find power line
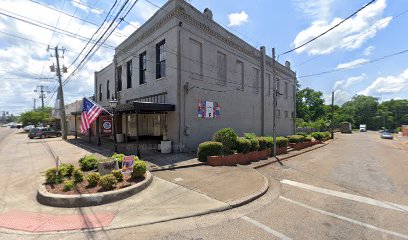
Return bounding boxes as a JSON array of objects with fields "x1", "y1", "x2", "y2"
[
  {"x1": 298, "y1": 48, "x2": 408, "y2": 79},
  {"x1": 279, "y1": 0, "x2": 376, "y2": 56}
]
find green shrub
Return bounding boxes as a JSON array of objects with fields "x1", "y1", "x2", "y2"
[
  {"x1": 288, "y1": 135, "x2": 305, "y2": 143},
  {"x1": 257, "y1": 137, "x2": 269, "y2": 151},
  {"x1": 197, "y1": 141, "x2": 223, "y2": 162},
  {"x1": 311, "y1": 132, "x2": 330, "y2": 141},
  {"x1": 73, "y1": 168, "x2": 84, "y2": 183},
  {"x1": 112, "y1": 169, "x2": 123, "y2": 182},
  {"x1": 45, "y1": 167, "x2": 62, "y2": 184},
  {"x1": 213, "y1": 128, "x2": 238, "y2": 154},
  {"x1": 322, "y1": 132, "x2": 330, "y2": 140},
  {"x1": 235, "y1": 137, "x2": 251, "y2": 153},
  {"x1": 78, "y1": 155, "x2": 99, "y2": 171},
  {"x1": 243, "y1": 133, "x2": 257, "y2": 139},
  {"x1": 99, "y1": 174, "x2": 117, "y2": 191},
  {"x1": 131, "y1": 161, "x2": 147, "y2": 179},
  {"x1": 249, "y1": 138, "x2": 260, "y2": 151},
  {"x1": 63, "y1": 180, "x2": 74, "y2": 192},
  {"x1": 111, "y1": 153, "x2": 125, "y2": 168},
  {"x1": 305, "y1": 135, "x2": 312, "y2": 142},
  {"x1": 264, "y1": 137, "x2": 274, "y2": 149},
  {"x1": 87, "y1": 172, "x2": 100, "y2": 187},
  {"x1": 296, "y1": 132, "x2": 308, "y2": 137},
  {"x1": 276, "y1": 137, "x2": 288, "y2": 148},
  {"x1": 58, "y1": 163, "x2": 74, "y2": 177}
]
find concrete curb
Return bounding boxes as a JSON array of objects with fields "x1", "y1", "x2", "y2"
[
  {"x1": 150, "y1": 162, "x2": 206, "y2": 172},
  {"x1": 37, "y1": 171, "x2": 153, "y2": 208},
  {"x1": 254, "y1": 139, "x2": 336, "y2": 169},
  {"x1": 227, "y1": 174, "x2": 269, "y2": 208}
]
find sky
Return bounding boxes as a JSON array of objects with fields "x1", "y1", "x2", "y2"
[{"x1": 0, "y1": 0, "x2": 407, "y2": 115}]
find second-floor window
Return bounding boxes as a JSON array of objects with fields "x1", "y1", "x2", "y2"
[
  {"x1": 117, "y1": 66, "x2": 122, "y2": 92},
  {"x1": 236, "y1": 60, "x2": 244, "y2": 90},
  {"x1": 139, "y1": 52, "x2": 147, "y2": 84},
  {"x1": 127, "y1": 60, "x2": 132, "y2": 89},
  {"x1": 285, "y1": 81, "x2": 288, "y2": 99},
  {"x1": 156, "y1": 40, "x2": 165, "y2": 79},
  {"x1": 99, "y1": 84, "x2": 102, "y2": 101},
  {"x1": 106, "y1": 80, "x2": 110, "y2": 99},
  {"x1": 217, "y1": 51, "x2": 227, "y2": 85},
  {"x1": 252, "y1": 67, "x2": 259, "y2": 93}
]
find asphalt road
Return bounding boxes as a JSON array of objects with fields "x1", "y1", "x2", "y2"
[{"x1": 1, "y1": 130, "x2": 407, "y2": 240}]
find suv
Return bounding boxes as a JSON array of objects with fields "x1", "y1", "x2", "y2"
[{"x1": 28, "y1": 127, "x2": 62, "y2": 139}]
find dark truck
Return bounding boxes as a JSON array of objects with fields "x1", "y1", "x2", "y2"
[{"x1": 28, "y1": 127, "x2": 62, "y2": 139}]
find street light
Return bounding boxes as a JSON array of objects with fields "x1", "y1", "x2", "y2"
[{"x1": 109, "y1": 96, "x2": 118, "y2": 153}]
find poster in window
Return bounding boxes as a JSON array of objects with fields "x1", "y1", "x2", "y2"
[{"x1": 198, "y1": 100, "x2": 220, "y2": 119}]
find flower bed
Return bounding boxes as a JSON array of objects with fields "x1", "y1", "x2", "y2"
[{"x1": 207, "y1": 149, "x2": 269, "y2": 166}]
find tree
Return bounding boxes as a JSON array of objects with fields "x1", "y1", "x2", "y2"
[
  {"x1": 342, "y1": 95, "x2": 380, "y2": 130},
  {"x1": 296, "y1": 88, "x2": 326, "y2": 122},
  {"x1": 19, "y1": 107, "x2": 53, "y2": 126}
]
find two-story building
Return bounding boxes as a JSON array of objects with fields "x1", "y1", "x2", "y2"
[{"x1": 94, "y1": 0, "x2": 296, "y2": 153}]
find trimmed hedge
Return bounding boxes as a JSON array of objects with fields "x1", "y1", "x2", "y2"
[
  {"x1": 296, "y1": 132, "x2": 308, "y2": 137},
  {"x1": 131, "y1": 161, "x2": 147, "y2": 179},
  {"x1": 45, "y1": 167, "x2": 62, "y2": 184},
  {"x1": 112, "y1": 169, "x2": 123, "y2": 182},
  {"x1": 243, "y1": 133, "x2": 257, "y2": 139},
  {"x1": 99, "y1": 174, "x2": 117, "y2": 191},
  {"x1": 111, "y1": 153, "x2": 125, "y2": 168},
  {"x1": 73, "y1": 168, "x2": 84, "y2": 183},
  {"x1": 197, "y1": 141, "x2": 223, "y2": 162},
  {"x1": 78, "y1": 155, "x2": 99, "y2": 171},
  {"x1": 305, "y1": 135, "x2": 312, "y2": 142},
  {"x1": 63, "y1": 180, "x2": 74, "y2": 192},
  {"x1": 311, "y1": 132, "x2": 330, "y2": 141},
  {"x1": 59, "y1": 163, "x2": 74, "y2": 177},
  {"x1": 87, "y1": 172, "x2": 100, "y2": 187},
  {"x1": 288, "y1": 135, "x2": 305, "y2": 143},
  {"x1": 249, "y1": 138, "x2": 260, "y2": 151},
  {"x1": 213, "y1": 128, "x2": 238, "y2": 154},
  {"x1": 236, "y1": 137, "x2": 251, "y2": 153},
  {"x1": 257, "y1": 137, "x2": 269, "y2": 151},
  {"x1": 276, "y1": 137, "x2": 288, "y2": 148}
]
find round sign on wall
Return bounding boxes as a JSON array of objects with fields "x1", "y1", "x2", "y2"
[{"x1": 103, "y1": 121, "x2": 112, "y2": 130}]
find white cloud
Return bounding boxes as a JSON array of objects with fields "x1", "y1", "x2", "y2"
[
  {"x1": 336, "y1": 58, "x2": 369, "y2": 69},
  {"x1": 133, "y1": 0, "x2": 159, "y2": 21},
  {"x1": 359, "y1": 68, "x2": 408, "y2": 96},
  {"x1": 292, "y1": 0, "x2": 334, "y2": 21},
  {"x1": 333, "y1": 73, "x2": 366, "y2": 90},
  {"x1": 324, "y1": 90, "x2": 352, "y2": 106},
  {"x1": 363, "y1": 45, "x2": 375, "y2": 56},
  {"x1": 228, "y1": 11, "x2": 249, "y2": 27},
  {"x1": 293, "y1": 0, "x2": 391, "y2": 55}
]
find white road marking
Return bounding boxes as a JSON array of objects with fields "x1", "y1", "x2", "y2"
[
  {"x1": 281, "y1": 179, "x2": 408, "y2": 212},
  {"x1": 241, "y1": 216, "x2": 292, "y2": 240},
  {"x1": 280, "y1": 196, "x2": 408, "y2": 239}
]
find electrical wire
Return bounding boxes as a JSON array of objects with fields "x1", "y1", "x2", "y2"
[{"x1": 279, "y1": 0, "x2": 376, "y2": 56}]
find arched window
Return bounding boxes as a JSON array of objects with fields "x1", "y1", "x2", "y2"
[
  {"x1": 106, "y1": 80, "x2": 110, "y2": 99},
  {"x1": 99, "y1": 84, "x2": 102, "y2": 101}
]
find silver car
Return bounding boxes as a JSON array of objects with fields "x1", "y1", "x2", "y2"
[{"x1": 381, "y1": 131, "x2": 393, "y2": 139}]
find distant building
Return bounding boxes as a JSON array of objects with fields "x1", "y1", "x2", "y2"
[{"x1": 94, "y1": 0, "x2": 296, "y2": 153}]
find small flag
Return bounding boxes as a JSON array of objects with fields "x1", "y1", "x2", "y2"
[{"x1": 81, "y1": 98, "x2": 103, "y2": 134}]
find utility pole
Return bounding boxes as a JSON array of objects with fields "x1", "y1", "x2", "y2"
[
  {"x1": 33, "y1": 98, "x2": 36, "y2": 111},
  {"x1": 272, "y1": 48, "x2": 278, "y2": 160},
  {"x1": 331, "y1": 91, "x2": 334, "y2": 139},
  {"x1": 34, "y1": 85, "x2": 50, "y2": 110},
  {"x1": 48, "y1": 45, "x2": 68, "y2": 140}
]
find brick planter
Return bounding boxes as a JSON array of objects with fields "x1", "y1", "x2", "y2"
[
  {"x1": 207, "y1": 149, "x2": 270, "y2": 166},
  {"x1": 292, "y1": 142, "x2": 309, "y2": 150},
  {"x1": 276, "y1": 147, "x2": 288, "y2": 155}
]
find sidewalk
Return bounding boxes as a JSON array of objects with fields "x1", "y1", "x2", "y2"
[{"x1": 0, "y1": 131, "x2": 267, "y2": 234}]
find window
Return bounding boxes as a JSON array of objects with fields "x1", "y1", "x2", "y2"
[
  {"x1": 266, "y1": 73, "x2": 271, "y2": 95},
  {"x1": 106, "y1": 80, "x2": 110, "y2": 99},
  {"x1": 285, "y1": 81, "x2": 288, "y2": 99},
  {"x1": 99, "y1": 84, "x2": 102, "y2": 101},
  {"x1": 277, "y1": 79, "x2": 280, "y2": 98},
  {"x1": 293, "y1": 85, "x2": 296, "y2": 99},
  {"x1": 117, "y1": 66, "x2": 122, "y2": 91},
  {"x1": 252, "y1": 67, "x2": 259, "y2": 93},
  {"x1": 127, "y1": 60, "x2": 132, "y2": 89},
  {"x1": 285, "y1": 111, "x2": 288, "y2": 118},
  {"x1": 236, "y1": 60, "x2": 244, "y2": 89},
  {"x1": 276, "y1": 109, "x2": 281, "y2": 117},
  {"x1": 189, "y1": 39, "x2": 202, "y2": 80},
  {"x1": 291, "y1": 112, "x2": 295, "y2": 118},
  {"x1": 217, "y1": 51, "x2": 227, "y2": 85},
  {"x1": 139, "y1": 52, "x2": 147, "y2": 84},
  {"x1": 156, "y1": 40, "x2": 165, "y2": 79}
]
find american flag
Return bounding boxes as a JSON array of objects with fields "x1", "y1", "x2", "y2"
[{"x1": 81, "y1": 98, "x2": 103, "y2": 134}]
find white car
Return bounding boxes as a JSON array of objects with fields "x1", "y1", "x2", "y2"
[{"x1": 23, "y1": 125, "x2": 35, "y2": 132}]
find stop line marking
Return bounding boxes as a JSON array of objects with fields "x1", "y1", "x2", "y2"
[{"x1": 281, "y1": 179, "x2": 408, "y2": 212}]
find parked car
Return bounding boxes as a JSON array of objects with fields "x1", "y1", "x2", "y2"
[
  {"x1": 28, "y1": 128, "x2": 62, "y2": 139},
  {"x1": 23, "y1": 125, "x2": 35, "y2": 132},
  {"x1": 381, "y1": 131, "x2": 393, "y2": 140}
]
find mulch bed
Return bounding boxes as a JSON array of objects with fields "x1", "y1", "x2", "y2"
[{"x1": 45, "y1": 173, "x2": 145, "y2": 195}]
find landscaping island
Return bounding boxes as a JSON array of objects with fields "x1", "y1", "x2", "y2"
[{"x1": 37, "y1": 154, "x2": 153, "y2": 207}]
